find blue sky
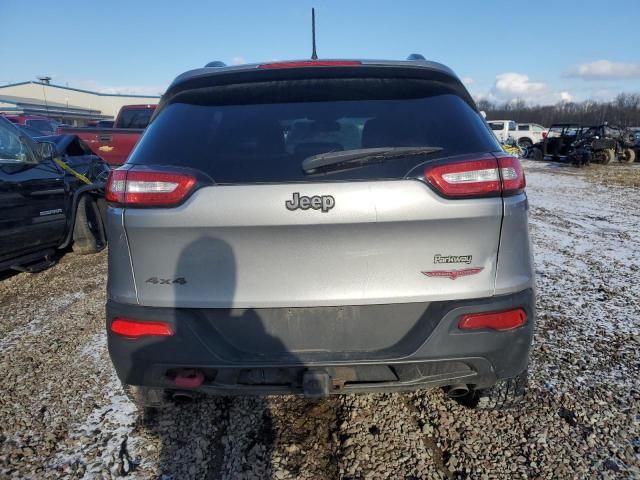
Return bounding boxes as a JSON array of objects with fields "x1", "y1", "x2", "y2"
[{"x1": 1, "y1": 0, "x2": 639, "y2": 104}]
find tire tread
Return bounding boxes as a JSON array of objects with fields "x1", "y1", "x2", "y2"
[{"x1": 474, "y1": 369, "x2": 528, "y2": 411}]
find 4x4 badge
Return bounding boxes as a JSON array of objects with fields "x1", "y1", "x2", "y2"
[
  {"x1": 286, "y1": 192, "x2": 335, "y2": 213},
  {"x1": 422, "y1": 267, "x2": 484, "y2": 280}
]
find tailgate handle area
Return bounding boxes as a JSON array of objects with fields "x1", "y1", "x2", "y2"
[{"x1": 98, "y1": 135, "x2": 112, "y2": 142}]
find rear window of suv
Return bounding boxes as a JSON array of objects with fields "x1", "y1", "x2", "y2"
[
  {"x1": 129, "y1": 77, "x2": 500, "y2": 183},
  {"x1": 116, "y1": 108, "x2": 154, "y2": 129},
  {"x1": 25, "y1": 119, "x2": 55, "y2": 133}
]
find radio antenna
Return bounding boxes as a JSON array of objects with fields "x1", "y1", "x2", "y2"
[{"x1": 311, "y1": 8, "x2": 318, "y2": 60}]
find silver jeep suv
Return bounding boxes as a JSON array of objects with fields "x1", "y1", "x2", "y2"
[{"x1": 105, "y1": 58, "x2": 534, "y2": 411}]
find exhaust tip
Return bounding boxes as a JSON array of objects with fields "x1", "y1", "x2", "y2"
[
  {"x1": 172, "y1": 391, "x2": 195, "y2": 403},
  {"x1": 446, "y1": 384, "x2": 470, "y2": 398}
]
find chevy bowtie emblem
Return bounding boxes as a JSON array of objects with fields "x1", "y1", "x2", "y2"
[
  {"x1": 98, "y1": 145, "x2": 114, "y2": 152},
  {"x1": 422, "y1": 267, "x2": 484, "y2": 280}
]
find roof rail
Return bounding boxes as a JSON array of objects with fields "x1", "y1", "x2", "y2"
[
  {"x1": 406, "y1": 53, "x2": 426, "y2": 61},
  {"x1": 205, "y1": 61, "x2": 227, "y2": 68}
]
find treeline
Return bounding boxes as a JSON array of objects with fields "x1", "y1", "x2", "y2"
[{"x1": 477, "y1": 93, "x2": 640, "y2": 127}]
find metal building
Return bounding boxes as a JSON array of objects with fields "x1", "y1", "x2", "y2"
[{"x1": 0, "y1": 81, "x2": 160, "y2": 126}]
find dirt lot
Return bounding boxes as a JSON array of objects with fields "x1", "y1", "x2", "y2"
[{"x1": 1, "y1": 161, "x2": 639, "y2": 479}]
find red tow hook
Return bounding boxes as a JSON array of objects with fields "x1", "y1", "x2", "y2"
[{"x1": 174, "y1": 369, "x2": 205, "y2": 388}]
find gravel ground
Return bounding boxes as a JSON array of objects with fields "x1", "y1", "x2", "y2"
[{"x1": 0, "y1": 161, "x2": 639, "y2": 479}]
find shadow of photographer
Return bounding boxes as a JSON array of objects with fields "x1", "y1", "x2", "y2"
[{"x1": 132, "y1": 236, "x2": 338, "y2": 479}]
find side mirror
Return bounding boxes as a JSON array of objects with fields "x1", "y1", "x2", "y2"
[{"x1": 38, "y1": 141, "x2": 58, "y2": 160}]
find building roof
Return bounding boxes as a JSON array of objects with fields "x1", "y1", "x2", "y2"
[
  {"x1": 0, "y1": 81, "x2": 161, "y2": 99},
  {"x1": 0, "y1": 94, "x2": 94, "y2": 112},
  {"x1": 0, "y1": 95, "x2": 110, "y2": 119}
]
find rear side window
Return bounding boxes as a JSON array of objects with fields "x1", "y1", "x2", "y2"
[
  {"x1": 26, "y1": 119, "x2": 54, "y2": 132},
  {"x1": 518, "y1": 124, "x2": 530, "y2": 131},
  {"x1": 116, "y1": 108, "x2": 154, "y2": 129},
  {"x1": 489, "y1": 122, "x2": 503, "y2": 131},
  {"x1": 129, "y1": 78, "x2": 500, "y2": 183}
]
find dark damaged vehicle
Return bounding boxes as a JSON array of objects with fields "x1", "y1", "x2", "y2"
[{"x1": 0, "y1": 118, "x2": 109, "y2": 272}]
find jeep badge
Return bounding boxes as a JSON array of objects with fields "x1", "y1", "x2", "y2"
[{"x1": 285, "y1": 192, "x2": 335, "y2": 213}]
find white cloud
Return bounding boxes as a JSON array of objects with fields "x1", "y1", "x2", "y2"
[
  {"x1": 493, "y1": 73, "x2": 546, "y2": 97},
  {"x1": 231, "y1": 56, "x2": 245, "y2": 65},
  {"x1": 461, "y1": 76, "x2": 474, "y2": 86},
  {"x1": 566, "y1": 60, "x2": 640, "y2": 80},
  {"x1": 560, "y1": 91, "x2": 573, "y2": 102},
  {"x1": 476, "y1": 72, "x2": 573, "y2": 105}
]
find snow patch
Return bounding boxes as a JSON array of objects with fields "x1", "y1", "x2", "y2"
[{"x1": 0, "y1": 291, "x2": 85, "y2": 354}]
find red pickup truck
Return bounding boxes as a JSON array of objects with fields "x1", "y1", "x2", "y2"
[{"x1": 58, "y1": 104, "x2": 156, "y2": 166}]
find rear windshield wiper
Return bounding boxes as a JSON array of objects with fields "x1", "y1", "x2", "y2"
[{"x1": 302, "y1": 146, "x2": 443, "y2": 174}]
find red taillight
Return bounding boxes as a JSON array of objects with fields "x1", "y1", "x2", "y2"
[
  {"x1": 458, "y1": 308, "x2": 527, "y2": 331},
  {"x1": 423, "y1": 155, "x2": 525, "y2": 198},
  {"x1": 258, "y1": 60, "x2": 362, "y2": 69},
  {"x1": 542, "y1": 132, "x2": 548, "y2": 139},
  {"x1": 106, "y1": 169, "x2": 197, "y2": 207},
  {"x1": 111, "y1": 318, "x2": 174, "y2": 338},
  {"x1": 424, "y1": 157, "x2": 501, "y2": 197},
  {"x1": 497, "y1": 155, "x2": 526, "y2": 195}
]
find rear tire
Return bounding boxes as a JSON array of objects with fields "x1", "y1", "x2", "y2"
[
  {"x1": 73, "y1": 195, "x2": 106, "y2": 254},
  {"x1": 454, "y1": 369, "x2": 528, "y2": 411},
  {"x1": 530, "y1": 148, "x2": 543, "y2": 161},
  {"x1": 595, "y1": 148, "x2": 615, "y2": 165},
  {"x1": 123, "y1": 384, "x2": 171, "y2": 409},
  {"x1": 621, "y1": 148, "x2": 636, "y2": 164}
]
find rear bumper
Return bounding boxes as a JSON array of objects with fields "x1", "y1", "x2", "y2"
[{"x1": 106, "y1": 289, "x2": 534, "y2": 395}]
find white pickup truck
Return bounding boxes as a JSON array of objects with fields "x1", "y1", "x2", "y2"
[
  {"x1": 488, "y1": 120, "x2": 547, "y2": 147},
  {"x1": 512, "y1": 123, "x2": 548, "y2": 147},
  {"x1": 487, "y1": 120, "x2": 517, "y2": 143}
]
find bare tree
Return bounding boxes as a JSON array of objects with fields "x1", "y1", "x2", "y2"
[{"x1": 480, "y1": 94, "x2": 640, "y2": 127}]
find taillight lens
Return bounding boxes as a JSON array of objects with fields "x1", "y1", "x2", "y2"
[
  {"x1": 458, "y1": 308, "x2": 527, "y2": 331},
  {"x1": 258, "y1": 60, "x2": 362, "y2": 69},
  {"x1": 111, "y1": 317, "x2": 174, "y2": 338},
  {"x1": 106, "y1": 169, "x2": 197, "y2": 207},
  {"x1": 424, "y1": 158, "x2": 501, "y2": 197},
  {"x1": 423, "y1": 156, "x2": 525, "y2": 198},
  {"x1": 497, "y1": 156, "x2": 526, "y2": 195}
]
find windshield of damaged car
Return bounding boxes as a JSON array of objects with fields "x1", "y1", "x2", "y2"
[{"x1": 0, "y1": 120, "x2": 37, "y2": 163}]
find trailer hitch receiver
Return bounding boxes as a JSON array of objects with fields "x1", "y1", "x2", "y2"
[{"x1": 302, "y1": 370, "x2": 330, "y2": 398}]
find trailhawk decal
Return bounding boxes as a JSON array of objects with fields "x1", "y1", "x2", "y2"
[
  {"x1": 422, "y1": 267, "x2": 484, "y2": 280},
  {"x1": 433, "y1": 254, "x2": 473, "y2": 265}
]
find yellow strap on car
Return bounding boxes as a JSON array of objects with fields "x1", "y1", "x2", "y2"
[{"x1": 53, "y1": 158, "x2": 93, "y2": 185}]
